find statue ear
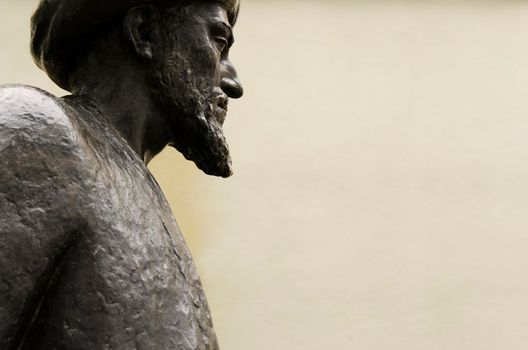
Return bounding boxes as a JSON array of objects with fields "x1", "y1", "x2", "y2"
[{"x1": 123, "y1": 5, "x2": 159, "y2": 60}]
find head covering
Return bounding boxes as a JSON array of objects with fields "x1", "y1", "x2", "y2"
[{"x1": 30, "y1": 0, "x2": 240, "y2": 91}]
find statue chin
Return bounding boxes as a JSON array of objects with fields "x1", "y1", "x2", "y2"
[{"x1": 172, "y1": 122, "x2": 233, "y2": 178}]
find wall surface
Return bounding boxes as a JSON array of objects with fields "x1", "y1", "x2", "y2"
[{"x1": 2, "y1": 1, "x2": 528, "y2": 349}]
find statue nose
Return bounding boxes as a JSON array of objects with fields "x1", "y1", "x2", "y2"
[{"x1": 221, "y1": 76, "x2": 244, "y2": 99}]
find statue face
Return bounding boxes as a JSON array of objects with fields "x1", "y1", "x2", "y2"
[{"x1": 149, "y1": 2, "x2": 243, "y2": 177}]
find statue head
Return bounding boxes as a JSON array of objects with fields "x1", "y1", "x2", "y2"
[{"x1": 31, "y1": 0, "x2": 244, "y2": 177}]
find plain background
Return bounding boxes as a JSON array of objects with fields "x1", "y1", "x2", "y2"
[{"x1": 2, "y1": 1, "x2": 528, "y2": 349}]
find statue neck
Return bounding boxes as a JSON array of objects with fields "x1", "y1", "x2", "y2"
[{"x1": 75, "y1": 71, "x2": 173, "y2": 164}]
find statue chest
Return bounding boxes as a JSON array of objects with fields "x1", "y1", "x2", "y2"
[{"x1": 28, "y1": 159, "x2": 218, "y2": 349}]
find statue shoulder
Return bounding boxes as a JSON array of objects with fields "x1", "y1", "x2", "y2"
[
  {"x1": 0, "y1": 84, "x2": 93, "y2": 172},
  {"x1": 0, "y1": 84, "x2": 92, "y2": 208},
  {"x1": 0, "y1": 84, "x2": 78, "y2": 141},
  {"x1": 0, "y1": 86, "x2": 93, "y2": 346}
]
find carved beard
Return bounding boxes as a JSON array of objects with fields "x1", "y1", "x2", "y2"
[{"x1": 148, "y1": 60, "x2": 233, "y2": 178}]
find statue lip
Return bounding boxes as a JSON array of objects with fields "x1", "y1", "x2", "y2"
[
  {"x1": 214, "y1": 94, "x2": 229, "y2": 124},
  {"x1": 216, "y1": 94, "x2": 228, "y2": 111}
]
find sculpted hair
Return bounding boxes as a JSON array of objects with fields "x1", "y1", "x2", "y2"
[
  {"x1": 65, "y1": 3, "x2": 176, "y2": 94},
  {"x1": 67, "y1": 22, "x2": 127, "y2": 94}
]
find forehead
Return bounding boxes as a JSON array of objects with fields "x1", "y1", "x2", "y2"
[
  {"x1": 192, "y1": 3, "x2": 230, "y2": 25},
  {"x1": 161, "y1": 2, "x2": 235, "y2": 39},
  {"x1": 167, "y1": 0, "x2": 240, "y2": 26},
  {"x1": 164, "y1": 1, "x2": 239, "y2": 26},
  {"x1": 214, "y1": 0, "x2": 240, "y2": 25}
]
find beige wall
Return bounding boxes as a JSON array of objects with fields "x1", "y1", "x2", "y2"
[{"x1": 3, "y1": 1, "x2": 528, "y2": 349}]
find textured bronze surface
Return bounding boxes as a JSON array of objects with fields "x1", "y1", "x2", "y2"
[{"x1": 0, "y1": 1, "x2": 243, "y2": 349}]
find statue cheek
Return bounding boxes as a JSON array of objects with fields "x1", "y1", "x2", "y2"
[{"x1": 185, "y1": 47, "x2": 221, "y2": 82}]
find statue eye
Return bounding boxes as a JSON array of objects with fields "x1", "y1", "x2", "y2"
[{"x1": 214, "y1": 36, "x2": 229, "y2": 51}]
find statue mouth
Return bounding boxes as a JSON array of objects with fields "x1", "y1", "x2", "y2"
[
  {"x1": 216, "y1": 94, "x2": 228, "y2": 110},
  {"x1": 214, "y1": 94, "x2": 229, "y2": 124},
  {"x1": 215, "y1": 107, "x2": 227, "y2": 125}
]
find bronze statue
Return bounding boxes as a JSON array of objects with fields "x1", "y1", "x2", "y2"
[{"x1": 0, "y1": 0, "x2": 243, "y2": 348}]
